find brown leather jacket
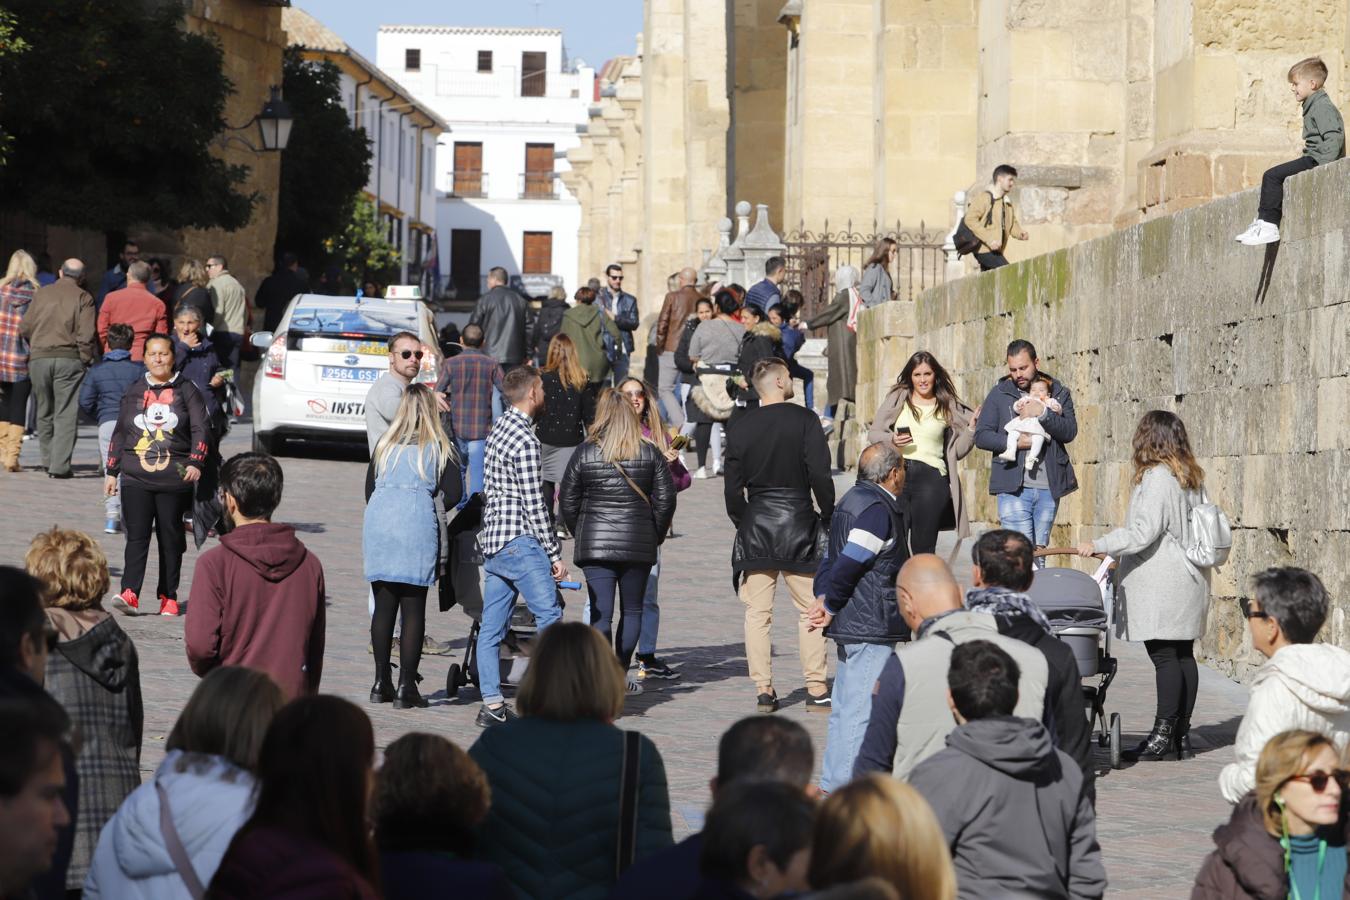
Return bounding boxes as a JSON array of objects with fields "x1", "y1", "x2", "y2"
[{"x1": 655, "y1": 286, "x2": 702, "y2": 352}]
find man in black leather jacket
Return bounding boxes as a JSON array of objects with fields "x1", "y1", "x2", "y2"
[
  {"x1": 724, "y1": 358, "x2": 834, "y2": 715},
  {"x1": 468, "y1": 266, "x2": 529, "y2": 371}
]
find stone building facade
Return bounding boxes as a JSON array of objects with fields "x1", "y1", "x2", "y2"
[{"x1": 565, "y1": 0, "x2": 1350, "y2": 307}]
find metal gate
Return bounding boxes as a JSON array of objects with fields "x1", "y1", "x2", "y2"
[{"x1": 782, "y1": 220, "x2": 946, "y2": 323}]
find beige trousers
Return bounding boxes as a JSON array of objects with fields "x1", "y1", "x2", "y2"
[{"x1": 740, "y1": 570, "x2": 828, "y2": 695}]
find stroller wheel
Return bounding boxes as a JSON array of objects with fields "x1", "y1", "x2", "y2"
[
  {"x1": 1109, "y1": 713, "x2": 1123, "y2": 769},
  {"x1": 446, "y1": 664, "x2": 461, "y2": 699}
]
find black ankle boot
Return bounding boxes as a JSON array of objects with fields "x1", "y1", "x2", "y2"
[
  {"x1": 1175, "y1": 716, "x2": 1195, "y2": 759},
  {"x1": 369, "y1": 664, "x2": 394, "y2": 704},
  {"x1": 1123, "y1": 716, "x2": 1180, "y2": 762},
  {"x1": 393, "y1": 672, "x2": 428, "y2": 709}
]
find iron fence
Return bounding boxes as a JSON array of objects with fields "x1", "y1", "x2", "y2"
[{"x1": 782, "y1": 220, "x2": 947, "y2": 323}]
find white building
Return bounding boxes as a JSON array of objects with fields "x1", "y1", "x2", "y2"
[
  {"x1": 284, "y1": 8, "x2": 445, "y2": 287},
  {"x1": 376, "y1": 25, "x2": 594, "y2": 298}
]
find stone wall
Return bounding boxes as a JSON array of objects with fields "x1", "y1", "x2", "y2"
[{"x1": 856, "y1": 157, "x2": 1350, "y2": 680}]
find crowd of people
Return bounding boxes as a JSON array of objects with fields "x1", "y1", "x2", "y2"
[{"x1": 6, "y1": 238, "x2": 1350, "y2": 900}]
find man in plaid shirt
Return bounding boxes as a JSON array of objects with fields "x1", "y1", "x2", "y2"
[
  {"x1": 475, "y1": 364, "x2": 566, "y2": 726},
  {"x1": 436, "y1": 323, "x2": 501, "y2": 505}
]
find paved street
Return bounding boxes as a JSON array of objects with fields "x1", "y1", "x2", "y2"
[{"x1": 1, "y1": 422, "x2": 1249, "y2": 897}]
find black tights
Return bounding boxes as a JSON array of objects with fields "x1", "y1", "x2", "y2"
[
  {"x1": 543, "y1": 480, "x2": 557, "y2": 526},
  {"x1": 694, "y1": 423, "x2": 713, "y2": 469},
  {"x1": 1144, "y1": 638, "x2": 1198, "y2": 719},
  {"x1": 371, "y1": 581, "x2": 429, "y2": 681}
]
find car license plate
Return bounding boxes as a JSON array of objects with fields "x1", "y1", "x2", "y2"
[{"x1": 320, "y1": 366, "x2": 379, "y2": 383}]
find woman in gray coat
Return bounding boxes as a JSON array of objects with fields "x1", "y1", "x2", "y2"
[
  {"x1": 805, "y1": 265, "x2": 861, "y2": 422},
  {"x1": 858, "y1": 237, "x2": 896, "y2": 308},
  {"x1": 1078, "y1": 410, "x2": 1209, "y2": 763}
]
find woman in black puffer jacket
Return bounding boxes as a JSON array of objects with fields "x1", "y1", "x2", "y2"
[{"x1": 559, "y1": 388, "x2": 676, "y2": 692}]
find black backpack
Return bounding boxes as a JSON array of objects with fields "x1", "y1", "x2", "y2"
[{"x1": 953, "y1": 190, "x2": 995, "y2": 256}]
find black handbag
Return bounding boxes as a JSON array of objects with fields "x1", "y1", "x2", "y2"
[{"x1": 953, "y1": 191, "x2": 994, "y2": 256}]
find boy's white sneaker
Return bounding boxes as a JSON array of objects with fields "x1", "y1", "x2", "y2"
[
  {"x1": 1234, "y1": 219, "x2": 1261, "y2": 242},
  {"x1": 1243, "y1": 220, "x2": 1281, "y2": 245}
]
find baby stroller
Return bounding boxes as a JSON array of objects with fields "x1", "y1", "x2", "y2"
[
  {"x1": 445, "y1": 602, "x2": 541, "y2": 699},
  {"x1": 1029, "y1": 549, "x2": 1122, "y2": 769}
]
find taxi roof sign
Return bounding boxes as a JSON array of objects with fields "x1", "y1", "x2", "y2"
[{"x1": 384, "y1": 285, "x2": 423, "y2": 300}]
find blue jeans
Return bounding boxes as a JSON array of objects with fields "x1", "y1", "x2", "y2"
[
  {"x1": 454, "y1": 437, "x2": 486, "y2": 508},
  {"x1": 820, "y1": 642, "x2": 895, "y2": 793},
  {"x1": 997, "y1": 487, "x2": 1059, "y2": 548},
  {"x1": 786, "y1": 359, "x2": 815, "y2": 411},
  {"x1": 478, "y1": 536, "x2": 562, "y2": 706},
  {"x1": 639, "y1": 550, "x2": 661, "y2": 656}
]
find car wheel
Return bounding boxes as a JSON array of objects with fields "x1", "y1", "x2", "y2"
[{"x1": 253, "y1": 431, "x2": 279, "y2": 455}]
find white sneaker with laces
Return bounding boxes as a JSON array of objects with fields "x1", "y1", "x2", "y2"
[
  {"x1": 1244, "y1": 220, "x2": 1281, "y2": 245},
  {"x1": 693, "y1": 466, "x2": 708, "y2": 479},
  {"x1": 1234, "y1": 219, "x2": 1260, "y2": 243},
  {"x1": 626, "y1": 676, "x2": 643, "y2": 695}
]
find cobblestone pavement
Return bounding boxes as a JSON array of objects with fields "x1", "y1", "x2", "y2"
[{"x1": 0, "y1": 423, "x2": 1250, "y2": 897}]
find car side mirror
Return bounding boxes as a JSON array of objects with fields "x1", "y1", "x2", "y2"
[{"x1": 250, "y1": 331, "x2": 274, "y2": 349}]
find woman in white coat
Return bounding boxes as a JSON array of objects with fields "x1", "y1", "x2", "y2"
[
  {"x1": 1077, "y1": 410, "x2": 1209, "y2": 763},
  {"x1": 83, "y1": 667, "x2": 285, "y2": 899}
]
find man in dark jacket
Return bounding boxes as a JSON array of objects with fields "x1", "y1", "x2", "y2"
[
  {"x1": 967, "y1": 529, "x2": 1094, "y2": 799},
  {"x1": 529, "y1": 289, "x2": 568, "y2": 365},
  {"x1": 597, "y1": 264, "x2": 639, "y2": 384},
  {"x1": 469, "y1": 266, "x2": 529, "y2": 370},
  {"x1": 21, "y1": 259, "x2": 96, "y2": 479},
  {"x1": 185, "y1": 453, "x2": 326, "y2": 698},
  {"x1": 79, "y1": 326, "x2": 145, "y2": 534},
  {"x1": 807, "y1": 442, "x2": 909, "y2": 792},
  {"x1": 909, "y1": 640, "x2": 1105, "y2": 900},
  {"x1": 611, "y1": 716, "x2": 815, "y2": 900},
  {"x1": 257, "y1": 252, "x2": 309, "y2": 334},
  {"x1": 725, "y1": 358, "x2": 834, "y2": 713},
  {"x1": 973, "y1": 339, "x2": 1077, "y2": 555},
  {"x1": 0, "y1": 566, "x2": 77, "y2": 900}
]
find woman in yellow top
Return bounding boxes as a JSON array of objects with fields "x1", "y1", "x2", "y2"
[{"x1": 866, "y1": 352, "x2": 979, "y2": 554}]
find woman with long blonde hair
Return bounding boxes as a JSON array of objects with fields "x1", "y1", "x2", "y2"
[
  {"x1": 170, "y1": 257, "x2": 214, "y2": 324},
  {"x1": 809, "y1": 775, "x2": 957, "y2": 900},
  {"x1": 537, "y1": 333, "x2": 599, "y2": 531},
  {"x1": 1078, "y1": 409, "x2": 1210, "y2": 761},
  {"x1": 0, "y1": 249, "x2": 39, "y2": 471},
  {"x1": 559, "y1": 389, "x2": 676, "y2": 693},
  {"x1": 616, "y1": 376, "x2": 690, "y2": 682},
  {"x1": 363, "y1": 383, "x2": 461, "y2": 709}
]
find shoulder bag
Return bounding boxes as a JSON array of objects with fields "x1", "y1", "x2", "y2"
[
  {"x1": 613, "y1": 461, "x2": 652, "y2": 506},
  {"x1": 952, "y1": 191, "x2": 994, "y2": 256},
  {"x1": 156, "y1": 780, "x2": 206, "y2": 900},
  {"x1": 1183, "y1": 487, "x2": 1232, "y2": 569},
  {"x1": 616, "y1": 729, "x2": 642, "y2": 877}
]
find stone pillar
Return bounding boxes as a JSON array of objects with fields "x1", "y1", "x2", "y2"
[
  {"x1": 943, "y1": 190, "x2": 969, "y2": 282},
  {"x1": 704, "y1": 217, "x2": 733, "y2": 284},
  {"x1": 730, "y1": 0, "x2": 789, "y2": 231},
  {"x1": 721, "y1": 200, "x2": 752, "y2": 286},
  {"x1": 739, "y1": 202, "x2": 787, "y2": 285}
]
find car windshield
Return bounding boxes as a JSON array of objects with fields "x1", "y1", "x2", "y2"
[{"x1": 288, "y1": 302, "x2": 419, "y2": 355}]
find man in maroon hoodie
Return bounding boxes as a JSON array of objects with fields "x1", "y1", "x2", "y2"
[{"x1": 185, "y1": 452, "x2": 325, "y2": 697}]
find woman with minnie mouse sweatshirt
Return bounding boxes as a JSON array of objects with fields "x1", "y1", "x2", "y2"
[{"x1": 106, "y1": 333, "x2": 209, "y2": 616}]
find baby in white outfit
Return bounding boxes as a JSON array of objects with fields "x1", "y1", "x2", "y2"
[{"x1": 999, "y1": 378, "x2": 1062, "y2": 470}]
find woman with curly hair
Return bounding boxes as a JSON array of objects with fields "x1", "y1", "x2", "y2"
[{"x1": 1078, "y1": 409, "x2": 1211, "y2": 761}]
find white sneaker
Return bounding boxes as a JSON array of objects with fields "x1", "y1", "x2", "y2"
[
  {"x1": 626, "y1": 676, "x2": 643, "y2": 695},
  {"x1": 820, "y1": 416, "x2": 834, "y2": 436},
  {"x1": 693, "y1": 466, "x2": 708, "y2": 479},
  {"x1": 1234, "y1": 219, "x2": 1260, "y2": 242},
  {"x1": 1243, "y1": 220, "x2": 1281, "y2": 245},
  {"x1": 712, "y1": 461, "x2": 723, "y2": 476}
]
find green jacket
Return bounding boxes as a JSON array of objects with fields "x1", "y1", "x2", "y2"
[
  {"x1": 1302, "y1": 89, "x2": 1346, "y2": 165},
  {"x1": 469, "y1": 718, "x2": 673, "y2": 899},
  {"x1": 560, "y1": 303, "x2": 621, "y2": 384}
]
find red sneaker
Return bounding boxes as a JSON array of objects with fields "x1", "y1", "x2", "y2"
[
  {"x1": 158, "y1": 596, "x2": 180, "y2": 616},
  {"x1": 112, "y1": 589, "x2": 140, "y2": 615}
]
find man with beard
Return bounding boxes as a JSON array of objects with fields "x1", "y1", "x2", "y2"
[
  {"x1": 972, "y1": 339, "x2": 1078, "y2": 559},
  {"x1": 185, "y1": 452, "x2": 327, "y2": 698}
]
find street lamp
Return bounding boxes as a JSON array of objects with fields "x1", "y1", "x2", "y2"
[
  {"x1": 256, "y1": 86, "x2": 293, "y2": 152},
  {"x1": 216, "y1": 85, "x2": 293, "y2": 153}
]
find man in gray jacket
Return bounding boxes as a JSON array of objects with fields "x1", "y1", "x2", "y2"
[{"x1": 910, "y1": 640, "x2": 1106, "y2": 900}]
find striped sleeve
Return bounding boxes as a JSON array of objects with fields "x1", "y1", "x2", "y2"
[{"x1": 825, "y1": 504, "x2": 894, "y2": 613}]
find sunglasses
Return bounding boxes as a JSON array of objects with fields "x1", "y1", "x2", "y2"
[
  {"x1": 397, "y1": 350, "x2": 425, "y2": 361},
  {"x1": 621, "y1": 389, "x2": 645, "y2": 399},
  {"x1": 1286, "y1": 770, "x2": 1350, "y2": 793},
  {"x1": 1239, "y1": 598, "x2": 1269, "y2": 620},
  {"x1": 610, "y1": 275, "x2": 624, "y2": 282}
]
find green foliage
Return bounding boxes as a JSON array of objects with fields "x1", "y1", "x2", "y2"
[
  {"x1": 0, "y1": 8, "x2": 30, "y2": 165},
  {"x1": 0, "y1": 0, "x2": 254, "y2": 232},
  {"x1": 327, "y1": 195, "x2": 400, "y2": 292},
  {"x1": 275, "y1": 48, "x2": 372, "y2": 268}
]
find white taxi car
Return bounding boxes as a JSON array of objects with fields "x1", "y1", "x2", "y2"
[{"x1": 250, "y1": 287, "x2": 439, "y2": 455}]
